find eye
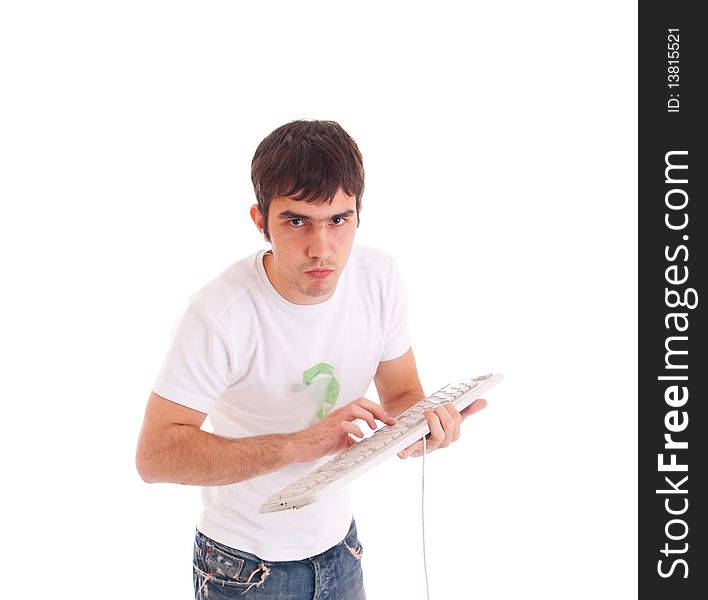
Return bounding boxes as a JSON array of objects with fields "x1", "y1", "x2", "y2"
[
  {"x1": 331, "y1": 217, "x2": 347, "y2": 225},
  {"x1": 288, "y1": 218, "x2": 305, "y2": 227}
]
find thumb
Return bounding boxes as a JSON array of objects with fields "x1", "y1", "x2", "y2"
[{"x1": 460, "y1": 398, "x2": 488, "y2": 420}]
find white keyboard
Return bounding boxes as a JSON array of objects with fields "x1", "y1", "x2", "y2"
[{"x1": 260, "y1": 372, "x2": 503, "y2": 513}]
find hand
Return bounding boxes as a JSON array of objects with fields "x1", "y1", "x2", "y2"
[
  {"x1": 397, "y1": 398, "x2": 487, "y2": 459},
  {"x1": 291, "y1": 398, "x2": 396, "y2": 463}
]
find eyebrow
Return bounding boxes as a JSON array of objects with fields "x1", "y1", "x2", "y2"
[{"x1": 277, "y1": 209, "x2": 355, "y2": 223}]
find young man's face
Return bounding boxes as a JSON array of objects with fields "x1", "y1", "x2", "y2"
[{"x1": 251, "y1": 188, "x2": 358, "y2": 305}]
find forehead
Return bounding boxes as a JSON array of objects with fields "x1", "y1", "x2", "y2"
[{"x1": 269, "y1": 189, "x2": 356, "y2": 218}]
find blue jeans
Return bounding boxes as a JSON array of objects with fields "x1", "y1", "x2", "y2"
[{"x1": 193, "y1": 519, "x2": 366, "y2": 600}]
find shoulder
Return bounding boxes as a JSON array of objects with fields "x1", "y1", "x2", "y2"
[
  {"x1": 343, "y1": 246, "x2": 406, "y2": 303},
  {"x1": 186, "y1": 251, "x2": 265, "y2": 322},
  {"x1": 346, "y1": 244, "x2": 399, "y2": 275}
]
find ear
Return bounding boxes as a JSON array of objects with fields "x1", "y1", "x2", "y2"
[{"x1": 250, "y1": 204, "x2": 267, "y2": 238}]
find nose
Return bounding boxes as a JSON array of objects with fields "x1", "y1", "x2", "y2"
[{"x1": 307, "y1": 223, "x2": 334, "y2": 261}]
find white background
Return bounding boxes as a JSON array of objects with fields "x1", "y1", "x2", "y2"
[{"x1": 0, "y1": 1, "x2": 637, "y2": 598}]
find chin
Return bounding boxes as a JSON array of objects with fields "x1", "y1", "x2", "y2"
[{"x1": 303, "y1": 285, "x2": 334, "y2": 299}]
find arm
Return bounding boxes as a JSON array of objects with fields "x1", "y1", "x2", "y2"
[
  {"x1": 135, "y1": 391, "x2": 395, "y2": 486},
  {"x1": 373, "y1": 347, "x2": 426, "y2": 417},
  {"x1": 374, "y1": 347, "x2": 487, "y2": 458}
]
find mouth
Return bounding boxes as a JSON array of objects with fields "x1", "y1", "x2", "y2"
[{"x1": 305, "y1": 269, "x2": 334, "y2": 280}]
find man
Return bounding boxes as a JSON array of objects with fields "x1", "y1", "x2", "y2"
[{"x1": 136, "y1": 120, "x2": 486, "y2": 599}]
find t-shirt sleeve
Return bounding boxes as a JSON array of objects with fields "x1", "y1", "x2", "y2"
[
  {"x1": 380, "y1": 255, "x2": 412, "y2": 361},
  {"x1": 152, "y1": 301, "x2": 233, "y2": 414}
]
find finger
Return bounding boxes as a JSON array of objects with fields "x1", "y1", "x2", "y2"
[
  {"x1": 326, "y1": 403, "x2": 375, "y2": 429},
  {"x1": 347, "y1": 402, "x2": 395, "y2": 429},
  {"x1": 350, "y1": 398, "x2": 396, "y2": 426},
  {"x1": 332, "y1": 431, "x2": 359, "y2": 455},
  {"x1": 339, "y1": 421, "x2": 365, "y2": 440},
  {"x1": 425, "y1": 409, "x2": 446, "y2": 449},
  {"x1": 460, "y1": 398, "x2": 488, "y2": 420},
  {"x1": 398, "y1": 439, "x2": 423, "y2": 459},
  {"x1": 433, "y1": 405, "x2": 456, "y2": 448},
  {"x1": 344, "y1": 405, "x2": 384, "y2": 431},
  {"x1": 443, "y1": 402, "x2": 462, "y2": 442}
]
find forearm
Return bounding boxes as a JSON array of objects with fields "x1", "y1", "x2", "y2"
[
  {"x1": 137, "y1": 425, "x2": 300, "y2": 486},
  {"x1": 381, "y1": 387, "x2": 426, "y2": 418}
]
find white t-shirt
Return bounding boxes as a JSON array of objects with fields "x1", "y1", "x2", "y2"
[{"x1": 153, "y1": 244, "x2": 411, "y2": 561}]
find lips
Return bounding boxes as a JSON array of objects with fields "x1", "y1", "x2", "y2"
[{"x1": 305, "y1": 269, "x2": 333, "y2": 280}]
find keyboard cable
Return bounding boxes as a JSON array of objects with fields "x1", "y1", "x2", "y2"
[{"x1": 422, "y1": 433, "x2": 430, "y2": 600}]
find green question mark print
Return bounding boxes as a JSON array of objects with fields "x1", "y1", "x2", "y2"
[{"x1": 302, "y1": 363, "x2": 341, "y2": 419}]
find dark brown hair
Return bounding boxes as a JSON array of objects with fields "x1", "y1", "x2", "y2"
[{"x1": 251, "y1": 120, "x2": 365, "y2": 240}]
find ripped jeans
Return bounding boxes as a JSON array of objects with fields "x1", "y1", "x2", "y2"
[{"x1": 193, "y1": 519, "x2": 366, "y2": 600}]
